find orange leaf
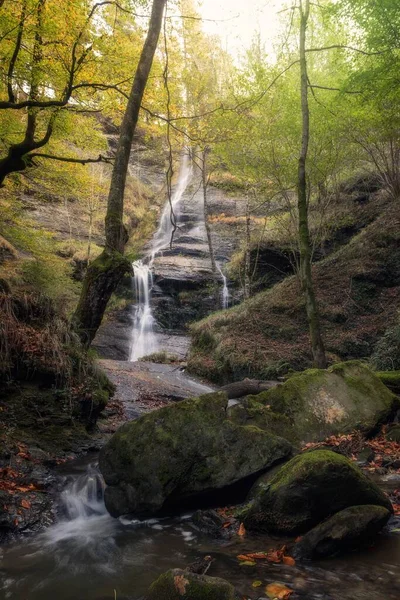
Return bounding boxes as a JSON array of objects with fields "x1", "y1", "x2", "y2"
[
  {"x1": 174, "y1": 575, "x2": 189, "y2": 596},
  {"x1": 265, "y1": 583, "x2": 293, "y2": 600},
  {"x1": 237, "y1": 554, "x2": 251, "y2": 561},
  {"x1": 282, "y1": 555, "x2": 296, "y2": 566},
  {"x1": 21, "y1": 499, "x2": 31, "y2": 509},
  {"x1": 238, "y1": 522, "x2": 246, "y2": 537},
  {"x1": 246, "y1": 552, "x2": 270, "y2": 560}
]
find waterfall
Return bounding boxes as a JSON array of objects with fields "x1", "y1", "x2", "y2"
[
  {"x1": 217, "y1": 263, "x2": 230, "y2": 309},
  {"x1": 60, "y1": 463, "x2": 106, "y2": 520},
  {"x1": 129, "y1": 153, "x2": 193, "y2": 362},
  {"x1": 41, "y1": 464, "x2": 114, "y2": 545}
]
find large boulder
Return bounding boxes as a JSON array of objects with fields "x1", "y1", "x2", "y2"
[
  {"x1": 231, "y1": 362, "x2": 398, "y2": 444},
  {"x1": 243, "y1": 450, "x2": 392, "y2": 534},
  {"x1": 99, "y1": 392, "x2": 293, "y2": 517},
  {"x1": 292, "y1": 505, "x2": 391, "y2": 559},
  {"x1": 146, "y1": 569, "x2": 236, "y2": 600}
]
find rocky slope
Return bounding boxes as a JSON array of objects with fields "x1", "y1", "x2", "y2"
[{"x1": 188, "y1": 184, "x2": 400, "y2": 382}]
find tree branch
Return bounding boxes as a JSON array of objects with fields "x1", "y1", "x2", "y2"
[
  {"x1": 30, "y1": 152, "x2": 113, "y2": 165},
  {"x1": 306, "y1": 44, "x2": 391, "y2": 56}
]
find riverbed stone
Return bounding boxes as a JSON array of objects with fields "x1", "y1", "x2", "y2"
[
  {"x1": 243, "y1": 450, "x2": 393, "y2": 534},
  {"x1": 239, "y1": 361, "x2": 398, "y2": 444},
  {"x1": 146, "y1": 568, "x2": 237, "y2": 600},
  {"x1": 292, "y1": 505, "x2": 391, "y2": 559},
  {"x1": 99, "y1": 392, "x2": 293, "y2": 517}
]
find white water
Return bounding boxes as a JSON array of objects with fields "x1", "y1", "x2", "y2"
[
  {"x1": 217, "y1": 263, "x2": 230, "y2": 309},
  {"x1": 42, "y1": 464, "x2": 114, "y2": 546},
  {"x1": 129, "y1": 154, "x2": 193, "y2": 362}
]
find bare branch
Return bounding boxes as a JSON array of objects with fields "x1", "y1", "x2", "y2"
[
  {"x1": 30, "y1": 152, "x2": 113, "y2": 165},
  {"x1": 306, "y1": 44, "x2": 391, "y2": 56},
  {"x1": 309, "y1": 83, "x2": 361, "y2": 94}
]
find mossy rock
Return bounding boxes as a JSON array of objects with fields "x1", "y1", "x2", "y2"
[
  {"x1": 375, "y1": 371, "x2": 400, "y2": 395},
  {"x1": 243, "y1": 450, "x2": 392, "y2": 535},
  {"x1": 99, "y1": 392, "x2": 293, "y2": 517},
  {"x1": 245, "y1": 361, "x2": 398, "y2": 443},
  {"x1": 293, "y1": 505, "x2": 391, "y2": 559},
  {"x1": 146, "y1": 569, "x2": 236, "y2": 600}
]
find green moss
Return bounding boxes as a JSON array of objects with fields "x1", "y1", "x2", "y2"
[
  {"x1": 243, "y1": 450, "x2": 392, "y2": 534},
  {"x1": 375, "y1": 371, "x2": 400, "y2": 394},
  {"x1": 146, "y1": 569, "x2": 236, "y2": 600}
]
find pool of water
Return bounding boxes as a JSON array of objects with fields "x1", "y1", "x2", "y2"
[{"x1": 1, "y1": 460, "x2": 400, "y2": 600}]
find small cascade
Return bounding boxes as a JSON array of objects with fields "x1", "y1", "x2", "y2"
[
  {"x1": 129, "y1": 153, "x2": 193, "y2": 362},
  {"x1": 60, "y1": 463, "x2": 106, "y2": 520},
  {"x1": 217, "y1": 263, "x2": 230, "y2": 309},
  {"x1": 129, "y1": 261, "x2": 158, "y2": 362},
  {"x1": 42, "y1": 464, "x2": 114, "y2": 546}
]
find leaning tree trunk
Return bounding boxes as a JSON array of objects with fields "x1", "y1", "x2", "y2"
[
  {"x1": 297, "y1": 0, "x2": 327, "y2": 368},
  {"x1": 73, "y1": 0, "x2": 167, "y2": 345}
]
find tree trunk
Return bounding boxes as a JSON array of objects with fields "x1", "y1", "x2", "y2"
[
  {"x1": 297, "y1": 0, "x2": 327, "y2": 368},
  {"x1": 73, "y1": 0, "x2": 166, "y2": 345},
  {"x1": 202, "y1": 149, "x2": 220, "y2": 304},
  {"x1": 243, "y1": 195, "x2": 251, "y2": 299}
]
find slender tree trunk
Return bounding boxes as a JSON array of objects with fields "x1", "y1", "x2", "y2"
[
  {"x1": 73, "y1": 0, "x2": 167, "y2": 345},
  {"x1": 243, "y1": 195, "x2": 251, "y2": 299},
  {"x1": 201, "y1": 149, "x2": 219, "y2": 303},
  {"x1": 297, "y1": 0, "x2": 327, "y2": 368}
]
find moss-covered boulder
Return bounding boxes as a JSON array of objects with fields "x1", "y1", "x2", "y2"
[
  {"x1": 293, "y1": 505, "x2": 391, "y2": 559},
  {"x1": 99, "y1": 392, "x2": 293, "y2": 517},
  {"x1": 243, "y1": 450, "x2": 392, "y2": 534},
  {"x1": 146, "y1": 569, "x2": 236, "y2": 600},
  {"x1": 376, "y1": 371, "x2": 400, "y2": 395},
  {"x1": 239, "y1": 362, "x2": 398, "y2": 444}
]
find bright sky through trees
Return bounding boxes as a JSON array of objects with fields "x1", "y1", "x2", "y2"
[{"x1": 199, "y1": 0, "x2": 288, "y2": 56}]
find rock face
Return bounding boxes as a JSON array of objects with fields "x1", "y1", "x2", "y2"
[
  {"x1": 241, "y1": 362, "x2": 398, "y2": 444},
  {"x1": 99, "y1": 392, "x2": 293, "y2": 517},
  {"x1": 292, "y1": 505, "x2": 391, "y2": 559},
  {"x1": 243, "y1": 450, "x2": 392, "y2": 534},
  {"x1": 146, "y1": 568, "x2": 236, "y2": 600}
]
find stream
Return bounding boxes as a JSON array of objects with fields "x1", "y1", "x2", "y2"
[{"x1": 1, "y1": 452, "x2": 400, "y2": 600}]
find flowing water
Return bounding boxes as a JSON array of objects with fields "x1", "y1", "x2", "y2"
[
  {"x1": 1, "y1": 458, "x2": 400, "y2": 600},
  {"x1": 217, "y1": 263, "x2": 230, "y2": 309},
  {"x1": 129, "y1": 153, "x2": 231, "y2": 362},
  {"x1": 129, "y1": 154, "x2": 193, "y2": 362}
]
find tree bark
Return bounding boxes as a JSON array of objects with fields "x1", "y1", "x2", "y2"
[
  {"x1": 243, "y1": 195, "x2": 251, "y2": 299},
  {"x1": 73, "y1": 0, "x2": 167, "y2": 345},
  {"x1": 297, "y1": 0, "x2": 327, "y2": 368},
  {"x1": 201, "y1": 148, "x2": 220, "y2": 304}
]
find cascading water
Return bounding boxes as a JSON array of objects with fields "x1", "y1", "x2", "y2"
[
  {"x1": 217, "y1": 263, "x2": 230, "y2": 309},
  {"x1": 129, "y1": 261, "x2": 158, "y2": 362},
  {"x1": 129, "y1": 154, "x2": 193, "y2": 362}
]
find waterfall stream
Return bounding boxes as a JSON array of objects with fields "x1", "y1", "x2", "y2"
[
  {"x1": 217, "y1": 263, "x2": 230, "y2": 309},
  {"x1": 129, "y1": 154, "x2": 193, "y2": 362}
]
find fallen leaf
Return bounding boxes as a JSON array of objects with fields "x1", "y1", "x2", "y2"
[
  {"x1": 252, "y1": 580, "x2": 263, "y2": 588},
  {"x1": 239, "y1": 560, "x2": 256, "y2": 566},
  {"x1": 238, "y1": 522, "x2": 246, "y2": 537},
  {"x1": 21, "y1": 499, "x2": 31, "y2": 509},
  {"x1": 282, "y1": 556, "x2": 296, "y2": 566},
  {"x1": 174, "y1": 574, "x2": 189, "y2": 595},
  {"x1": 245, "y1": 552, "x2": 270, "y2": 560},
  {"x1": 265, "y1": 583, "x2": 293, "y2": 600}
]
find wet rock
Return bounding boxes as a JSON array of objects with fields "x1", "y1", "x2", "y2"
[
  {"x1": 146, "y1": 568, "x2": 237, "y2": 600},
  {"x1": 242, "y1": 361, "x2": 399, "y2": 444},
  {"x1": 243, "y1": 450, "x2": 392, "y2": 535},
  {"x1": 293, "y1": 505, "x2": 391, "y2": 559},
  {"x1": 357, "y1": 447, "x2": 375, "y2": 466},
  {"x1": 192, "y1": 509, "x2": 233, "y2": 539},
  {"x1": 100, "y1": 392, "x2": 293, "y2": 517},
  {"x1": 386, "y1": 425, "x2": 400, "y2": 443}
]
